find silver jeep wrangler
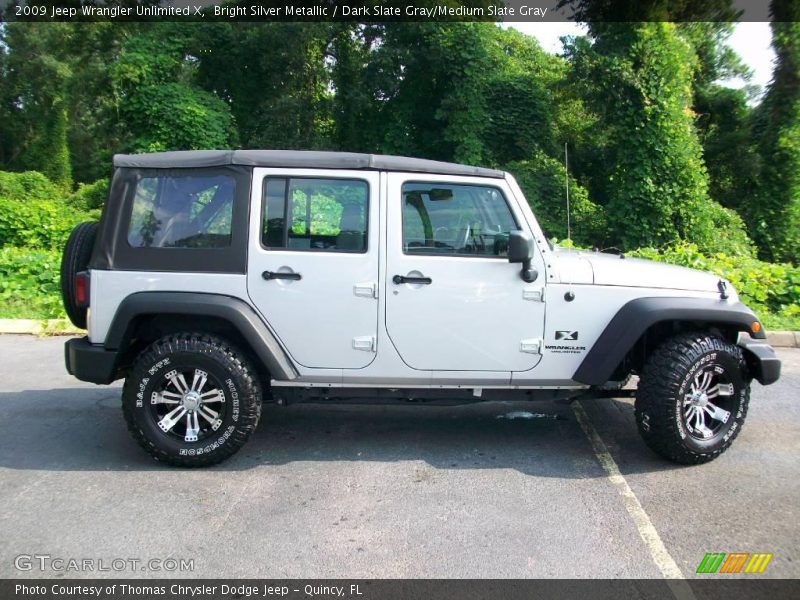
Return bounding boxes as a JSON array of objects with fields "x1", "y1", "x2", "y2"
[{"x1": 61, "y1": 150, "x2": 781, "y2": 466}]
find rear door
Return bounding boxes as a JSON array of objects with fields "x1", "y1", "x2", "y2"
[
  {"x1": 247, "y1": 169, "x2": 379, "y2": 369},
  {"x1": 385, "y1": 173, "x2": 546, "y2": 372}
]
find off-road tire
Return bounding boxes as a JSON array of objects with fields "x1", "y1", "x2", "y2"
[
  {"x1": 122, "y1": 333, "x2": 262, "y2": 467},
  {"x1": 635, "y1": 333, "x2": 750, "y2": 465},
  {"x1": 60, "y1": 221, "x2": 98, "y2": 329}
]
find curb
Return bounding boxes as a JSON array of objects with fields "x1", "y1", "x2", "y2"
[
  {"x1": 0, "y1": 319, "x2": 84, "y2": 336},
  {"x1": 1, "y1": 319, "x2": 797, "y2": 346},
  {"x1": 765, "y1": 331, "x2": 800, "y2": 348}
]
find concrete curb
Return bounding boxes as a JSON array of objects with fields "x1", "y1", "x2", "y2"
[
  {"x1": 766, "y1": 331, "x2": 800, "y2": 348},
  {"x1": 2, "y1": 319, "x2": 797, "y2": 346},
  {"x1": 0, "y1": 319, "x2": 84, "y2": 336}
]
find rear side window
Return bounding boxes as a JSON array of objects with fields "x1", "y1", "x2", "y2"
[
  {"x1": 128, "y1": 174, "x2": 235, "y2": 248},
  {"x1": 261, "y1": 177, "x2": 368, "y2": 252}
]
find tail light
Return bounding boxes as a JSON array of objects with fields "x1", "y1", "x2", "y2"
[{"x1": 75, "y1": 271, "x2": 90, "y2": 307}]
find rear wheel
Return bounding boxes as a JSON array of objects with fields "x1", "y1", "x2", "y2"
[
  {"x1": 60, "y1": 221, "x2": 98, "y2": 329},
  {"x1": 635, "y1": 333, "x2": 750, "y2": 464},
  {"x1": 122, "y1": 333, "x2": 262, "y2": 467}
]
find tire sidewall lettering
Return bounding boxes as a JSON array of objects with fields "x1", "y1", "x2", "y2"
[
  {"x1": 674, "y1": 347, "x2": 744, "y2": 450},
  {"x1": 135, "y1": 358, "x2": 171, "y2": 408},
  {"x1": 179, "y1": 425, "x2": 236, "y2": 456},
  {"x1": 225, "y1": 378, "x2": 240, "y2": 422},
  {"x1": 130, "y1": 350, "x2": 244, "y2": 454}
]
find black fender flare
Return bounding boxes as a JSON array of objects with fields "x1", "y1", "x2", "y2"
[
  {"x1": 105, "y1": 292, "x2": 298, "y2": 381},
  {"x1": 573, "y1": 297, "x2": 765, "y2": 386}
]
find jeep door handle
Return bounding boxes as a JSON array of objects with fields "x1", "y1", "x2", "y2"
[
  {"x1": 393, "y1": 274, "x2": 432, "y2": 285},
  {"x1": 262, "y1": 271, "x2": 302, "y2": 281}
]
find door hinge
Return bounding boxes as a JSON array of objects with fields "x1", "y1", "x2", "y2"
[
  {"x1": 522, "y1": 288, "x2": 545, "y2": 302},
  {"x1": 520, "y1": 338, "x2": 542, "y2": 354},
  {"x1": 354, "y1": 282, "x2": 378, "y2": 299},
  {"x1": 352, "y1": 336, "x2": 376, "y2": 352}
]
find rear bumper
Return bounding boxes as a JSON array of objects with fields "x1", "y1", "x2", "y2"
[
  {"x1": 739, "y1": 339, "x2": 781, "y2": 385},
  {"x1": 64, "y1": 337, "x2": 119, "y2": 385}
]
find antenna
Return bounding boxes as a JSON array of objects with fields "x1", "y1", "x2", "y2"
[{"x1": 565, "y1": 142, "x2": 571, "y2": 242}]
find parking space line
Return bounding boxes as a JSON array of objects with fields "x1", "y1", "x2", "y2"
[{"x1": 573, "y1": 401, "x2": 696, "y2": 598}]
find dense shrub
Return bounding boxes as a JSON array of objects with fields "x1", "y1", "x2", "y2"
[
  {"x1": 0, "y1": 170, "x2": 59, "y2": 203},
  {"x1": 508, "y1": 152, "x2": 607, "y2": 247},
  {"x1": 0, "y1": 195, "x2": 95, "y2": 249},
  {"x1": 0, "y1": 170, "x2": 97, "y2": 249},
  {"x1": 0, "y1": 247, "x2": 64, "y2": 319},
  {"x1": 123, "y1": 83, "x2": 238, "y2": 153},
  {"x1": 690, "y1": 200, "x2": 756, "y2": 258},
  {"x1": 631, "y1": 243, "x2": 800, "y2": 329},
  {"x1": 67, "y1": 178, "x2": 109, "y2": 211}
]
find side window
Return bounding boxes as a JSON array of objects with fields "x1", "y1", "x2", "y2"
[
  {"x1": 128, "y1": 174, "x2": 234, "y2": 248},
  {"x1": 402, "y1": 183, "x2": 518, "y2": 257},
  {"x1": 261, "y1": 178, "x2": 368, "y2": 252}
]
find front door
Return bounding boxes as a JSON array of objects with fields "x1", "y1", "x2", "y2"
[
  {"x1": 385, "y1": 173, "x2": 545, "y2": 372},
  {"x1": 247, "y1": 169, "x2": 379, "y2": 369}
]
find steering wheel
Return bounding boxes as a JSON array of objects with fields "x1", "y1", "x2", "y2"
[
  {"x1": 460, "y1": 225, "x2": 473, "y2": 251},
  {"x1": 434, "y1": 226, "x2": 450, "y2": 239}
]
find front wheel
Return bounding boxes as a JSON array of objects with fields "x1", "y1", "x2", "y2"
[
  {"x1": 122, "y1": 333, "x2": 262, "y2": 467},
  {"x1": 635, "y1": 333, "x2": 750, "y2": 464}
]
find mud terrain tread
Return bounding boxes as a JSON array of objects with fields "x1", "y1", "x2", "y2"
[
  {"x1": 122, "y1": 332, "x2": 262, "y2": 467},
  {"x1": 635, "y1": 333, "x2": 749, "y2": 465}
]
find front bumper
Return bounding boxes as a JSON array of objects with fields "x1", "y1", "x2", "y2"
[
  {"x1": 65, "y1": 337, "x2": 119, "y2": 385},
  {"x1": 738, "y1": 339, "x2": 781, "y2": 385}
]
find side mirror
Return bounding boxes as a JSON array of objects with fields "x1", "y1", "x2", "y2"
[{"x1": 508, "y1": 230, "x2": 538, "y2": 283}]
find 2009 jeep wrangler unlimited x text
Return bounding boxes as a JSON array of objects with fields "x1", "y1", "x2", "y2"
[{"x1": 61, "y1": 150, "x2": 781, "y2": 467}]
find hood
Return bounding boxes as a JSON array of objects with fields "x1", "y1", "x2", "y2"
[{"x1": 554, "y1": 249, "x2": 724, "y2": 294}]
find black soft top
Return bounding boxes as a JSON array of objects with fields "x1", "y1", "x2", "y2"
[{"x1": 112, "y1": 150, "x2": 505, "y2": 179}]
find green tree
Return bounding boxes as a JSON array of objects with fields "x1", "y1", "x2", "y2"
[
  {"x1": 694, "y1": 86, "x2": 758, "y2": 212},
  {"x1": 112, "y1": 24, "x2": 238, "y2": 153},
  {"x1": 330, "y1": 24, "x2": 382, "y2": 152},
  {"x1": 1, "y1": 22, "x2": 130, "y2": 184},
  {"x1": 0, "y1": 26, "x2": 10, "y2": 167},
  {"x1": 64, "y1": 23, "x2": 131, "y2": 183},
  {"x1": 677, "y1": 23, "x2": 758, "y2": 213},
  {"x1": 566, "y1": 22, "x2": 752, "y2": 254},
  {"x1": 194, "y1": 23, "x2": 333, "y2": 150},
  {"x1": 559, "y1": 0, "x2": 738, "y2": 22},
  {"x1": 508, "y1": 151, "x2": 607, "y2": 246},
  {"x1": 483, "y1": 27, "x2": 562, "y2": 165},
  {"x1": 747, "y1": 0, "x2": 800, "y2": 264},
  {"x1": 1, "y1": 23, "x2": 73, "y2": 189},
  {"x1": 362, "y1": 23, "x2": 498, "y2": 163}
]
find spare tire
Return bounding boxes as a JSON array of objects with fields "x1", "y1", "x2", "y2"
[{"x1": 60, "y1": 221, "x2": 98, "y2": 329}]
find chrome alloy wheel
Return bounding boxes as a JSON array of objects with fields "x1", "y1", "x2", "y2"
[
  {"x1": 149, "y1": 368, "x2": 226, "y2": 443},
  {"x1": 682, "y1": 366, "x2": 735, "y2": 441}
]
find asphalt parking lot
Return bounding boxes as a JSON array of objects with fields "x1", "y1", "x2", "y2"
[{"x1": 0, "y1": 335, "x2": 797, "y2": 580}]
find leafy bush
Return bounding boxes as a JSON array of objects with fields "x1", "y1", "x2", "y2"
[
  {"x1": 0, "y1": 171, "x2": 59, "y2": 203},
  {"x1": 0, "y1": 247, "x2": 65, "y2": 319},
  {"x1": 123, "y1": 83, "x2": 238, "y2": 153},
  {"x1": 0, "y1": 195, "x2": 95, "y2": 249},
  {"x1": 0, "y1": 170, "x2": 97, "y2": 249},
  {"x1": 566, "y1": 24, "x2": 755, "y2": 258},
  {"x1": 67, "y1": 178, "x2": 109, "y2": 211},
  {"x1": 689, "y1": 200, "x2": 756, "y2": 258},
  {"x1": 631, "y1": 242, "x2": 800, "y2": 329},
  {"x1": 508, "y1": 152, "x2": 607, "y2": 247}
]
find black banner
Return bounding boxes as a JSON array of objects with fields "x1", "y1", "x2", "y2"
[
  {"x1": 3, "y1": 579, "x2": 800, "y2": 600},
  {"x1": 0, "y1": 0, "x2": 789, "y2": 23}
]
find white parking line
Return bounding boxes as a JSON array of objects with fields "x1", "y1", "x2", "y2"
[{"x1": 573, "y1": 401, "x2": 697, "y2": 599}]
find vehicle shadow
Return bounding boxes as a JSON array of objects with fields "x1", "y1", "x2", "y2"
[{"x1": 0, "y1": 388, "x2": 687, "y2": 478}]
